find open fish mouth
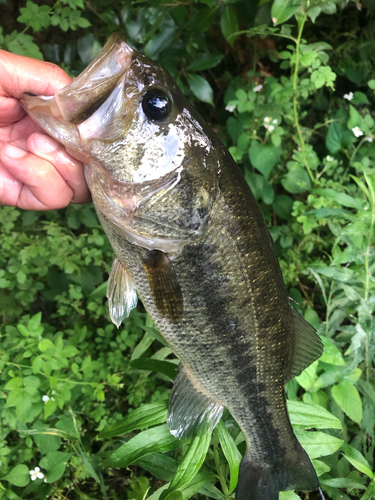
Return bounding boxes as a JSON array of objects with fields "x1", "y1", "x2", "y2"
[{"x1": 20, "y1": 34, "x2": 134, "y2": 162}]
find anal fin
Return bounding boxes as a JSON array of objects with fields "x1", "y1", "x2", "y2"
[
  {"x1": 286, "y1": 305, "x2": 323, "y2": 381},
  {"x1": 107, "y1": 257, "x2": 137, "y2": 328},
  {"x1": 142, "y1": 250, "x2": 183, "y2": 323},
  {"x1": 167, "y1": 365, "x2": 224, "y2": 439}
]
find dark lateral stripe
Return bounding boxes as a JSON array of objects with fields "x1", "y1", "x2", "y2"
[{"x1": 142, "y1": 250, "x2": 183, "y2": 323}]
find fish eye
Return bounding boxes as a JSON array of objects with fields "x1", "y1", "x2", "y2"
[{"x1": 142, "y1": 90, "x2": 172, "y2": 121}]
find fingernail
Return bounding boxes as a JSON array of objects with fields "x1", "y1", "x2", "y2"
[
  {"x1": 3, "y1": 145, "x2": 27, "y2": 159},
  {"x1": 33, "y1": 134, "x2": 58, "y2": 154}
]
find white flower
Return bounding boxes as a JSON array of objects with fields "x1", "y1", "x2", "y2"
[
  {"x1": 326, "y1": 155, "x2": 334, "y2": 161},
  {"x1": 225, "y1": 104, "x2": 236, "y2": 113},
  {"x1": 343, "y1": 92, "x2": 354, "y2": 101},
  {"x1": 30, "y1": 467, "x2": 44, "y2": 481},
  {"x1": 42, "y1": 395, "x2": 55, "y2": 402},
  {"x1": 253, "y1": 84, "x2": 263, "y2": 92},
  {"x1": 263, "y1": 117, "x2": 276, "y2": 132},
  {"x1": 365, "y1": 135, "x2": 373, "y2": 142},
  {"x1": 352, "y1": 126, "x2": 363, "y2": 137}
]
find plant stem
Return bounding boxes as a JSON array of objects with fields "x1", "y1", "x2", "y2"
[{"x1": 292, "y1": 13, "x2": 315, "y2": 184}]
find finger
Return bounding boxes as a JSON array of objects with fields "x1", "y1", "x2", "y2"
[
  {"x1": 0, "y1": 143, "x2": 74, "y2": 210},
  {"x1": 0, "y1": 96, "x2": 25, "y2": 125},
  {"x1": 0, "y1": 49, "x2": 72, "y2": 98},
  {"x1": 28, "y1": 133, "x2": 91, "y2": 204}
]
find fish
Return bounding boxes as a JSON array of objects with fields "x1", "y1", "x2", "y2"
[{"x1": 21, "y1": 34, "x2": 323, "y2": 500}]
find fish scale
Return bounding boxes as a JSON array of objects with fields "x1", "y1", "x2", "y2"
[{"x1": 21, "y1": 33, "x2": 323, "y2": 500}]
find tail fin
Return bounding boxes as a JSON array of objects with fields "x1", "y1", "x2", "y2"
[{"x1": 235, "y1": 446, "x2": 319, "y2": 500}]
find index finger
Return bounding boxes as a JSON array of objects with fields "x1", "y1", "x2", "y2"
[{"x1": 0, "y1": 49, "x2": 72, "y2": 99}]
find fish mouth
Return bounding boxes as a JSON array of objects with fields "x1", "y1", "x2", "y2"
[{"x1": 20, "y1": 34, "x2": 134, "y2": 161}]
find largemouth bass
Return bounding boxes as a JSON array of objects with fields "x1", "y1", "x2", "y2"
[{"x1": 21, "y1": 34, "x2": 323, "y2": 500}]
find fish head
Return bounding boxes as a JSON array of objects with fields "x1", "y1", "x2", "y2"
[{"x1": 21, "y1": 34, "x2": 220, "y2": 251}]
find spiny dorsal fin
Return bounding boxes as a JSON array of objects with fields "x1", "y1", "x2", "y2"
[
  {"x1": 107, "y1": 257, "x2": 137, "y2": 328},
  {"x1": 286, "y1": 305, "x2": 323, "y2": 382},
  {"x1": 142, "y1": 250, "x2": 183, "y2": 323},
  {"x1": 167, "y1": 365, "x2": 224, "y2": 439}
]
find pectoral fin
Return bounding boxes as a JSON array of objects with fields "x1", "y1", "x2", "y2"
[
  {"x1": 168, "y1": 365, "x2": 224, "y2": 439},
  {"x1": 107, "y1": 257, "x2": 137, "y2": 328},
  {"x1": 142, "y1": 250, "x2": 183, "y2": 323},
  {"x1": 286, "y1": 305, "x2": 323, "y2": 381}
]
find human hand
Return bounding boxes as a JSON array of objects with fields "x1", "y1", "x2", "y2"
[{"x1": 0, "y1": 50, "x2": 91, "y2": 210}]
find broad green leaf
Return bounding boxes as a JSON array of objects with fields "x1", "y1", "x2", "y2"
[
  {"x1": 341, "y1": 443, "x2": 374, "y2": 479},
  {"x1": 136, "y1": 453, "x2": 177, "y2": 481},
  {"x1": 279, "y1": 491, "x2": 301, "y2": 500},
  {"x1": 130, "y1": 358, "x2": 178, "y2": 380},
  {"x1": 288, "y1": 401, "x2": 342, "y2": 431},
  {"x1": 313, "y1": 188, "x2": 362, "y2": 210},
  {"x1": 169, "y1": 431, "x2": 211, "y2": 491},
  {"x1": 332, "y1": 381, "x2": 362, "y2": 424},
  {"x1": 215, "y1": 420, "x2": 242, "y2": 493},
  {"x1": 347, "y1": 105, "x2": 363, "y2": 130},
  {"x1": 106, "y1": 424, "x2": 184, "y2": 468},
  {"x1": 28, "y1": 312, "x2": 42, "y2": 332},
  {"x1": 187, "y1": 54, "x2": 223, "y2": 71},
  {"x1": 98, "y1": 402, "x2": 168, "y2": 439},
  {"x1": 320, "y1": 477, "x2": 366, "y2": 489},
  {"x1": 131, "y1": 332, "x2": 155, "y2": 360},
  {"x1": 319, "y1": 337, "x2": 345, "y2": 366},
  {"x1": 281, "y1": 167, "x2": 311, "y2": 194},
  {"x1": 18, "y1": 427, "x2": 78, "y2": 441},
  {"x1": 273, "y1": 195, "x2": 293, "y2": 220},
  {"x1": 248, "y1": 141, "x2": 281, "y2": 179},
  {"x1": 40, "y1": 451, "x2": 72, "y2": 483},
  {"x1": 245, "y1": 172, "x2": 274, "y2": 205},
  {"x1": 4, "y1": 464, "x2": 30, "y2": 487},
  {"x1": 295, "y1": 430, "x2": 343, "y2": 459},
  {"x1": 220, "y1": 6, "x2": 238, "y2": 46},
  {"x1": 311, "y1": 459, "x2": 330, "y2": 476},
  {"x1": 326, "y1": 122, "x2": 354, "y2": 154},
  {"x1": 187, "y1": 74, "x2": 214, "y2": 105},
  {"x1": 271, "y1": 0, "x2": 299, "y2": 24},
  {"x1": 38, "y1": 338, "x2": 55, "y2": 352}
]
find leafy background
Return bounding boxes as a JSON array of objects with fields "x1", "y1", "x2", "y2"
[{"x1": 0, "y1": 0, "x2": 375, "y2": 499}]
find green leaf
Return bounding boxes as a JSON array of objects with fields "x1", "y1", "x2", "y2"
[
  {"x1": 281, "y1": 167, "x2": 311, "y2": 194},
  {"x1": 40, "y1": 451, "x2": 72, "y2": 483},
  {"x1": 18, "y1": 427, "x2": 79, "y2": 441},
  {"x1": 288, "y1": 401, "x2": 342, "y2": 431},
  {"x1": 271, "y1": 0, "x2": 299, "y2": 24},
  {"x1": 326, "y1": 122, "x2": 354, "y2": 154},
  {"x1": 187, "y1": 74, "x2": 214, "y2": 105},
  {"x1": 311, "y1": 459, "x2": 330, "y2": 476},
  {"x1": 220, "y1": 6, "x2": 238, "y2": 46},
  {"x1": 38, "y1": 338, "x2": 55, "y2": 352},
  {"x1": 4, "y1": 464, "x2": 30, "y2": 487},
  {"x1": 273, "y1": 195, "x2": 293, "y2": 220},
  {"x1": 294, "y1": 430, "x2": 343, "y2": 459},
  {"x1": 347, "y1": 105, "x2": 363, "y2": 130},
  {"x1": 28, "y1": 312, "x2": 42, "y2": 332},
  {"x1": 245, "y1": 172, "x2": 274, "y2": 205},
  {"x1": 106, "y1": 424, "x2": 184, "y2": 468},
  {"x1": 187, "y1": 54, "x2": 223, "y2": 71},
  {"x1": 341, "y1": 443, "x2": 374, "y2": 479},
  {"x1": 169, "y1": 431, "x2": 211, "y2": 491},
  {"x1": 248, "y1": 141, "x2": 281, "y2": 179},
  {"x1": 331, "y1": 381, "x2": 362, "y2": 424},
  {"x1": 279, "y1": 492, "x2": 301, "y2": 500},
  {"x1": 215, "y1": 420, "x2": 242, "y2": 493},
  {"x1": 130, "y1": 358, "x2": 178, "y2": 380},
  {"x1": 98, "y1": 402, "x2": 168, "y2": 439},
  {"x1": 313, "y1": 188, "x2": 362, "y2": 210}
]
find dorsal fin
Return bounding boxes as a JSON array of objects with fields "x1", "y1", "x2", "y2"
[
  {"x1": 167, "y1": 365, "x2": 224, "y2": 439},
  {"x1": 286, "y1": 306, "x2": 323, "y2": 382},
  {"x1": 107, "y1": 257, "x2": 137, "y2": 328},
  {"x1": 142, "y1": 250, "x2": 183, "y2": 323}
]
